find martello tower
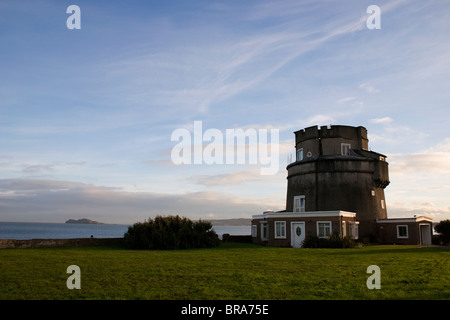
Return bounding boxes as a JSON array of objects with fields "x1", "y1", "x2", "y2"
[{"x1": 285, "y1": 125, "x2": 390, "y2": 239}]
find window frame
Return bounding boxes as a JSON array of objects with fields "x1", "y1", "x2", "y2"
[
  {"x1": 293, "y1": 195, "x2": 305, "y2": 212},
  {"x1": 397, "y1": 225, "x2": 409, "y2": 239},
  {"x1": 274, "y1": 221, "x2": 286, "y2": 239},
  {"x1": 317, "y1": 221, "x2": 332, "y2": 238},
  {"x1": 342, "y1": 221, "x2": 347, "y2": 237},
  {"x1": 341, "y1": 143, "x2": 351, "y2": 156},
  {"x1": 297, "y1": 148, "x2": 303, "y2": 161},
  {"x1": 251, "y1": 225, "x2": 257, "y2": 237},
  {"x1": 348, "y1": 222, "x2": 359, "y2": 240},
  {"x1": 260, "y1": 222, "x2": 268, "y2": 241}
]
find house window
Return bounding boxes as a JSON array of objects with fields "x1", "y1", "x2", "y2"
[
  {"x1": 293, "y1": 195, "x2": 305, "y2": 212},
  {"x1": 261, "y1": 222, "x2": 268, "y2": 241},
  {"x1": 348, "y1": 222, "x2": 359, "y2": 240},
  {"x1": 341, "y1": 143, "x2": 351, "y2": 156},
  {"x1": 275, "y1": 221, "x2": 286, "y2": 239},
  {"x1": 297, "y1": 148, "x2": 303, "y2": 161},
  {"x1": 342, "y1": 221, "x2": 347, "y2": 237},
  {"x1": 317, "y1": 221, "x2": 332, "y2": 238},
  {"x1": 381, "y1": 200, "x2": 385, "y2": 209},
  {"x1": 251, "y1": 225, "x2": 257, "y2": 237},
  {"x1": 397, "y1": 225, "x2": 408, "y2": 238}
]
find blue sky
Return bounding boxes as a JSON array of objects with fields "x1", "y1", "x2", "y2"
[{"x1": 1, "y1": 0, "x2": 450, "y2": 224}]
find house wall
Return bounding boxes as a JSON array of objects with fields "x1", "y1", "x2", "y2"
[
  {"x1": 251, "y1": 215, "x2": 357, "y2": 247},
  {"x1": 376, "y1": 221, "x2": 433, "y2": 245}
]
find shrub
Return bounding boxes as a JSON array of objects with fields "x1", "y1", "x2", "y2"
[
  {"x1": 302, "y1": 233, "x2": 355, "y2": 248},
  {"x1": 123, "y1": 215, "x2": 220, "y2": 250}
]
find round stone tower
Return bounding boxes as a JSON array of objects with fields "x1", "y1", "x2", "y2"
[{"x1": 285, "y1": 125, "x2": 390, "y2": 240}]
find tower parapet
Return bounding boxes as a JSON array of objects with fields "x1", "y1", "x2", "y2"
[{"x1": 294, "y1": 125, "x2": 369, "y2": 160}]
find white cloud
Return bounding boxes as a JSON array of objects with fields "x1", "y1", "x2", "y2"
[
  {"x1": 387, "y1": 201, "x2": 450, "y2": 221},
  {"x1": 384, "y1": 138, "x2": 450, "y2": 221},
  {"x1": 388, "y1": 138, "x2": 450, "y2": 175},
  {"x1": 370, "y1": 117, "x2": 393, "y2": 125},
  {"x1": 359, "y1": 83, "x2": 380, "y2": 94},
  {"x1": 336, "y1": 97, "x2": 357, "y2": 104},
  {"x1": 366, "y1": 119, "x2": 429, "y2": 152},
  {"x1": 193, "y1": 170, "x2": 260, "y2": 187},
  {"x1": 282, "y1": 114, "x2": 336, "y2": 133},
  {"x1": 21, "y1": 162, "x2": 86, "y2": 174},
  {"x1": 193, "y1": 169, "x2": 284, "y2": 187}
]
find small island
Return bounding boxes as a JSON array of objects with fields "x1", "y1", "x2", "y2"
[{"x1": 65, "y1": 218, "x2": 103, "y2": 224}]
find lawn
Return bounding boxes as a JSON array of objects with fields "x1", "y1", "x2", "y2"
[{"x1": 0, "y1": 243, "x2": 448, "y2": 300}]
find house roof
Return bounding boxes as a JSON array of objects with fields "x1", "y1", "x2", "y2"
[
  {"x1": 252, "y1": 210, "x2": 357, "y2": 220},
  {"x1": 376, "y1": 216, "x2": 433, "y2": 223},
  {"x1": 354, "y1": 149, "x2": 388, "y2": 159}
]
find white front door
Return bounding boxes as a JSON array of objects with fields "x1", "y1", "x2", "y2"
[
  {"x1": 420, "y1": 224, "x2": 432, "y2": 245},
  {"x1": 291, "y1": 222, "x2": 305, "y2": 248}
]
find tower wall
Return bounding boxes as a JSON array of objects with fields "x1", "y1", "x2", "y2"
[{"x1": 286, "y1": 125, "x2": 389, "y2": 240}]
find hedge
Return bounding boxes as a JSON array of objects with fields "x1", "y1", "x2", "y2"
[
  {"x1": 123, "y1": 215, "x2": 220, "y2": 249},
  {"x1": 302, "y1": 233, "x2": 356, "y2": 248}
]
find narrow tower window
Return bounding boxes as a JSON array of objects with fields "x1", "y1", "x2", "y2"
[
  {"x1": 294, "y1": 195, "x2": 305, "y2": 212},
  {"x1": 297, "y1": 148, "x2": 303, "y2": 161},
  {"x1": 341, "y1": 143, "x2": 351, "y2": 156}
]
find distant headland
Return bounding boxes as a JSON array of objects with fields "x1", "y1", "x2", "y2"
[{"x1": 65, "y1": 218, "x2": 103, "y2": 224}]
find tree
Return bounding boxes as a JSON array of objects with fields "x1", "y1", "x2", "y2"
[{"x1": 434, "y1": 220, "x2": 450, "y2": 245}]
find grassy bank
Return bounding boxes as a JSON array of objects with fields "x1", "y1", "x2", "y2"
[{"x1": 0, "y1": 243, "x2": 448, "y2": 300}]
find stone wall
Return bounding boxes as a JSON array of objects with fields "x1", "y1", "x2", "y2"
[
  {"x1": 222, "y1": 234, "x2": 252, "y2": 243},
  {"x1": 0, "y1": 237, "x2": 124, "y2": 249}
]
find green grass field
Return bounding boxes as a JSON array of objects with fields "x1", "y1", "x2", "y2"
[{"x1": 0, "y1": 243, "x2": 448, "y2": 300}]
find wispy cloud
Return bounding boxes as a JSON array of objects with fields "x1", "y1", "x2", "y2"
[
  {"x1": 21, "y1": 162, "x2": 86, "y2": 174},
  {"x1": 193, "y1": 170, "x2": 261, "y2": 187},
  {"x1": 192, "y1": 169, "x2": 284, "y2": 187},
  {"x1": 98, "y1": 1, "x2": 397, "y2": 117},
  {"x1": 0, "y1": 178, "x2": 280, "y2": 223},
  {"x1": 370, "y1": 117, "x2": 393, "y2": 125},
  {"x1": 387, "y1": 201, "x2": 450, "y2": 219},
  {"x1": 389, "y1": 138, "x2": 450, "y2": 175},
  {"x1": 367, "y1": 118, "x2": 429, "y2": 150},
  {"x1": 359, "y1": 83, "x2": 380, "y2": 94},
  {"x1": 336, "y1": 97, "x2": 357, "y2": 104}
]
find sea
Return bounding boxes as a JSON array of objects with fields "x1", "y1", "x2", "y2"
[{"x1": 0, "y1": 222, "x2": 250, "y2": 240}]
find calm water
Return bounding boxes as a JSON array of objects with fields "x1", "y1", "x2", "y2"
[
  {"x1": 0, "y1": 222, "x2": 250, "y2": 240},
  {"x1": 213, "y1": 226, "x2": 251, "y2": 239}
]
